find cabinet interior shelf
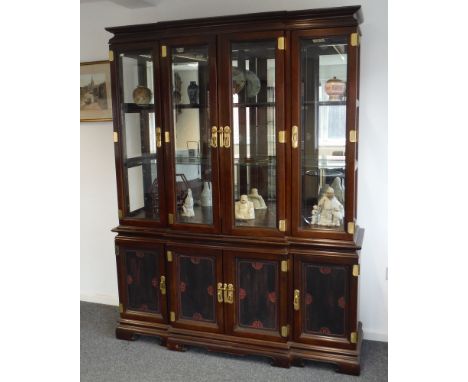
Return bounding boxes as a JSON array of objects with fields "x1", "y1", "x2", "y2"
[
  {"x1": 302, "y1": 100, "x2": 347, "y2": 106},
  {"x1": 233, "y1": 102, "x2": 275, "y2": 108},
  {"x1": 125, "y1": 153, "x2": 157, "y2": 168},
  {"x1": 123, "y1": 103, "x2": 154, "y2": 113}
]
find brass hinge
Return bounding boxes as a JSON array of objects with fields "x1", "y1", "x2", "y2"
[
  {"x1": 167, "y1": 250, "x2": 173, "y2": 262},
  {"x1": 164, "y1": 131, "x2": 170, "y2": 143},
  {"x1": 278, "y1": 36, "x2": 285, "y2": 50},
  {"x1": 281, "y1": 325, "x2": 289, "y2": 338},
  {"x1": 119, "y1": 303, "x2": 123, "y2": 313},
  {"x1": 113, "y1": 132, "x2": 118, "y2": 143},
  {"x1": 168, "y1": 213, "x2": 174, "y2": 224},
  {"x1": 118, "y1": 209, "x2": 123, "y2": 219},
  {"x1": 170, "y1": 311, "x2": 175, "y2": 322},
  {"x1": 349, "y1": 130, "x2": 357, "y2": 143},
  {"x1": 278, "y1": 130, "x2": 286, "y2": 144},
  {"x1": 347, "y1": 222, "x2": 355, "y2": 235},
  {"x1": 161, "y1": 45, "x2": 167, "y2": 58},
  {"x1": 351, "y1": 33, "x2": 360, "y2": 47},
  {"x1": 115, "y1": 245, "x2": 119, "y2": 256},
  {"x1": 350, "y1": 331, "x2": 358, "y2": 344},
  {"x1": 156, "y1": 127, "x2": 162, "y2": 148},
  {"x1": 352, "y1": 264, "x2": 360, "y2": 277},
  {"x1": 278, "y1": 219, "x2": 286, "y2": 232},
  {"x1": 291, "y1": 125, "x2": 299, "y2": 149},
  {"x1": 281, "y1": 260, "x2": 288, "y2": 272},
  {"x1": 109, "y1": 50, "x2": 114, "y2": 62}
]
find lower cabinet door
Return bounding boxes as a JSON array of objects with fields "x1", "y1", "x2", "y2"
[
  {"x1": 223, "y1": 250, "x2": 288, "y2": 342},
  {"x1": 167, "y1": 244, "x2": 224, "y2": 333},
  {"x1": 117, "y1": 242, "x2": 168, "y2": 323},
  {"x1": 292, "y1": 252, "x2": 358, "y2": 349}
]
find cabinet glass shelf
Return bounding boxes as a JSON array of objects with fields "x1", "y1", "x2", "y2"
[{"x1": 122, "y1": 103, "x2": 155, "y2": 113}]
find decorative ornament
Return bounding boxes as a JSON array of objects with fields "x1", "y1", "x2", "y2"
[
  {"x1": 235, "y1": 194, "x2": 255, "y2": 220},
  {"x1": 187, "y1": 81, "x2": 199, "y2": 104},
  {"x1": 132, "y1": 85, "x2": 152, "y2": 105},
  {"x1": 324, "y1": 76, "x2": 346, "y2": 101},
  {"x1": 248, "y1": 188, "x2": 267, "y2": 209}
]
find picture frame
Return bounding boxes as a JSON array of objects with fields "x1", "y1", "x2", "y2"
[{"x1": 80, "y1": 60, "x2": 113, "y2": 122}]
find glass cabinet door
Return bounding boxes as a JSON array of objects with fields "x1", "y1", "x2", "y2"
[
  {"x1": 162, "y1": 39, "x2": 219, "y2": 231},
  {"x1": 117, "y1": 49, "x2": 164, "y2": 222},
  {"x1": 219, "y1": 32, "x2": 285, "y2": 235},
  {"x1": 291, "y1": 31, "x2": 358, "y2": 238}
]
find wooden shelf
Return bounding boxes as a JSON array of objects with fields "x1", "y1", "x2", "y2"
[{"x1": 122, "y1": 103, "x2": 154, "y2": 113}]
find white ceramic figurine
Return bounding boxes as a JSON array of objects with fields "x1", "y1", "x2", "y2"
[
  {"x1": 248, "y1": 188, "x2": 267, "y2": 209},
  {"x1": 235, "y1": 194, "x2": 255, "y2": 220},
  {"x1": 200, "y1": 181, "x2": 212, "y2": 207},
  {"x1": 181, "y1": 188, "x2": 195, "y2": 217},
  {"x1": 316, "y1": 187, "x2": 344, "y2": 227}
]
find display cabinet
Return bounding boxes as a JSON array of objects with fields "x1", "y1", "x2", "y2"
[{"x1": 108, "y1": 5, "x2": 364, "y2": 375}]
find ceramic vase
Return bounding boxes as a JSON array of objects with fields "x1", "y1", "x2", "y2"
[
  {"x1": 200, "y1": 181, "x2": 212, "y2": 207},
  {"x1": 324, "y1": 77, "x2": 346, "y2": 101}
]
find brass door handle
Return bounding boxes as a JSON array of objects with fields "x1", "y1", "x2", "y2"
[
  {"x1": 223, "y1": 126, "x2": 231, "y2": 148},
  {"x1": 211, "y1": 126, "x2": 218, "y2": 148},
  {"x1": 217, "y1": 282, "x2": 224, "y2": 303},
  {"x1": 225, "y1": 283, "x2": 234, "y2": 304},
  {"x1": 160, "y1": 275, "x2": 166, "y2": 295},
  {"x1": 156, "y1": 127, "x2": 162, "y2": 148},
  {"x1": 293, "y1": 289, "x2": 300, "y2": 311},
  {"x1": 218, "y1": 127, "x2": 224, "y2": 148},
  {"x1": 291, "y1": 125, "x2": 298, "y2": 149}
]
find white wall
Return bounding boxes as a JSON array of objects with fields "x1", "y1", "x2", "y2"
[{"x1": 80, "y1": 0, "x2": 388, "y2": 341}]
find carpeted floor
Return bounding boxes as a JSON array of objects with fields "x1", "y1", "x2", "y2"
[{"x1": 81, "y1": 301, "x2": 387, "y2": 381}]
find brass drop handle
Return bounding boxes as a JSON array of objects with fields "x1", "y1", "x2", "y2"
[
  {"x1": 293, "y1": 289, "x2": 300, "y2": 311},
  {"x1": 211, "y1": 126, "x2": 218, "y2": 148},
  {"x1": 225, "y1": 283, "x2": 234, "y2": 304},
  {"x1": 156, "y1": 127, "x2": 162, "y2": 148},
  {"x1": 217, "y1": 282, "x2": 224, "y2": 303},
  {"x1": 160, "y1": 275, "x2": 166, "y2": 295},
  {"x1": 218, "y1": 127, "x2": 224, "y2": 148},
  {"x1": 291, "y1": 125, "x2": 298, "y2": 149},
  {"x1": 223, "y1": 126, "x2": 231, "y2": 148}
]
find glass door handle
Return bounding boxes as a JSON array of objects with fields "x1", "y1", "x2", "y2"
[
  {"x1": 218, "y1": 127, "x2": 224, "y2": 148},
  {"x1": 291, "y1": 126, "x2": 299, "y2": 149},
  {"x1": 293, "y1": 289, "x2": 300, "y2": 310},
  {"x1": 211, "y1": 126, "x2": 218, "y2": 148},
  {"x1": 156, "y1": 127, "x2": 162, "y2": 148},
  {"x1": 223, "y1": 126, "x2": 231, "y2": 148}
]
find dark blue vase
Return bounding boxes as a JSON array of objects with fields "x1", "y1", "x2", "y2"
[{"x1": 187, "y1": 81, "x2": 199, "y2": 105}]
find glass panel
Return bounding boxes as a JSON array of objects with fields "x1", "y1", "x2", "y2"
[
  {"x1": 178, "y1": 254, "x2": 216, "y2": 322},
  {"x1": 171, "y1": 46, "x2": 213, "y2": 225},
  {"x1": 125, "y1": 250, "x2": 160, "y2": 313},
  {"x1": 302, "y1": 263, "x2": 347, "y2": 336},
  {"x1": 231, "y1": 40, "x2": 276, "y2": 228},
  {"x1": 237, "y1": 259, "x2": 278, "y2": 330},
  {"x1": 299, "y1": 37, "x2": 348, "y2": 231},
  {"x1": 119, "y1": 52, "x2": 159, "y2": 220}
]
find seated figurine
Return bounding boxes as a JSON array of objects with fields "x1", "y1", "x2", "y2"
[
  {"x1": 235, "y1": 194, "x2": 255, "y2": 220},
  {"x1": 310, "y1": 205, "x2": 319, "y2": 225},
  {"x1": 248, "y1": 188, "x2": 267, "y2": 209},
  {"x1": 316, "y1": 187, "x2": 344, "y2": 227},
  {"x1": 181, "y1": 188, "x2": 195, "y2": 217}
]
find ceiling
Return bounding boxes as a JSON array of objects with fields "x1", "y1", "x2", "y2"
[{"x1": 80, "y1": 0, "x2": 162, "y2": 9}]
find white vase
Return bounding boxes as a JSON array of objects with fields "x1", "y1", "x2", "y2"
[{"x1": 200, "y1": 181, "x2": 212, "y2": 207}]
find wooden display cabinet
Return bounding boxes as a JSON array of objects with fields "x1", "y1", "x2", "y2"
[{"x1": 108, "y1": 5, "x2": 364, "y2": 375}]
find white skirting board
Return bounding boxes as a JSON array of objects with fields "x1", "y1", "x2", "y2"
[{"x1": 80, "y1": 294, "x2": 388, "y2": 343}]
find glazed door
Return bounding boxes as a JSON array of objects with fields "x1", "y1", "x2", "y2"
[
  {"x1": 290, "y1": 29, "x2": 359, "y2": 240},
  {"x1": 160, "y1": 36, "x2": 221, "y2": 233},
  {"x1": 218, "y1": 31, "x2": 286, "y2": 237},
  {"x1": 292, "y1": 252, "x2": 358, "y2": 349},
  {"x1": 111, "y1": 44, "x2": 166, "y2": 226},
  {"x1": 167, "y1": 244, "x2": 224, "y2": 333},
  {"x1": 116, "y1": 241, "x2": 168, "y2": 323},
  {"x1": 223, "y1": 249, "x2": 289, "y2": 342}
]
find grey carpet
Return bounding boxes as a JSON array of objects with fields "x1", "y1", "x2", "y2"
[{"x1": 81, "y1": 301, "x2": 387, "y2": 381}]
